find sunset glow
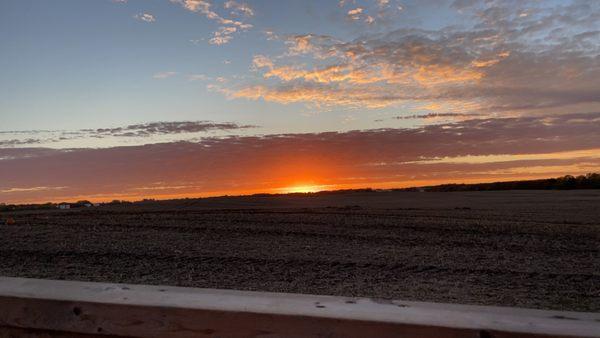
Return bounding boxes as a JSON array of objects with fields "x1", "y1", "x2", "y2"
[
  {"x1": 1, "y1": 0, "x2": 599, "y2": 204},
  {"x1": 279, "y1": 185, "x2": 331, "y2": 194}
]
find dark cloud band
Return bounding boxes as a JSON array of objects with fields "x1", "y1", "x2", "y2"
[{"x1": 1, "y1": 112, "x2": 599, "y2": 203}]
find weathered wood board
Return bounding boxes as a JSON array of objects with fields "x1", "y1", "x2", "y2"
[{"x1": 0, "y1": 277, "x2": 598, "y2": 337}]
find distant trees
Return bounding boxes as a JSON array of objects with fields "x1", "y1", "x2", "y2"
[
  {"x1": 410, "y1": 173, "x2": 600, "y2": 192},
  {"x1": 0, "y1": 201, "x2": 99, "y2": 212},
  {"x1": 554, "y1": 173, "x2": 600, "y2": 189},
  {"x1": 0, "y1": 202, "x2": 56, "y2": 212}
]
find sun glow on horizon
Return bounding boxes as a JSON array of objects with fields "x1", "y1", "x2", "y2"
[{"x1": 279, "y1": 184, "x2": 331, "y2": 194}]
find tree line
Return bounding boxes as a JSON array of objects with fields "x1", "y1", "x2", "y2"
[{"x1": 402, "y1": 173, "x2": 600, "y2": 192}]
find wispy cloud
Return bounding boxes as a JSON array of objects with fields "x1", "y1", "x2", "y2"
[
  {"x1": 0, "y1": 139, "x2": 45, "y2": 147},
  {"x1": 134, "y1": 12, "x2": 156, "y2": 22},
  {"x1": 152, "y1": 71, "x2": 178, "y2": 79},
  {"x1": 209, "y1": 26, "x2": 237, "y2": 45},
  {"x1": 347, "y1": 7, "x2": 363, "y2": 19},
  {"x1": 376, "y1": 0, "x2": 390, "y2": 8},
  {"x1": 224, "y1": 0, "x2": 254, "y2": 17},
  {"x1": 0, "y1": 121, "x2": 257, "y2": 148},
  {"x1": 92, "y1": 121, "x2": 255, "y2": 137},
  {"x1": 1, "y1": 186, "x2": 67, "y2": 194},
  {"x1": 187, "y1": 74, "x2": 211, "y2": 81},
  {"x1": 338, "y1": 0, "x2": 404, "y2": 24},
  {"x1": 392, "y1": 113, "x2": 486, "y2": 120},
  {"x1": 169, "y1": 0, "x2": 252, "y2": 45}
]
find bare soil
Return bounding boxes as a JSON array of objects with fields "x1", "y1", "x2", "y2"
[{"x1": 1, "y1": 190, "x2": 599, "y2": 312}]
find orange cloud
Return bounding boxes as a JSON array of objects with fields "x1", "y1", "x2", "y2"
[
  {"x1": 220, "y1": 3, "x2": 599, "y2": 116},
  {"x1": 227, "y1": 84, "x2": 399, "y2": 108},
  {"x1": 412, "y1": 65, "x2": 484, "y2": 86}
]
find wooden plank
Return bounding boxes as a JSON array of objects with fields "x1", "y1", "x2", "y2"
[{"x1": 0, "y1": 277, "x2": 598, "y2": 338}]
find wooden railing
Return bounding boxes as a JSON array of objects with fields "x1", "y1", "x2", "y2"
[{"x1": 0, "y1": 277, "x2": 598, "y2": 337}]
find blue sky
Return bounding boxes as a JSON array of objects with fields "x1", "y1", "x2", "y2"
[{"x1": 0, "y1": 0, "x2": 485, "y2": 138}]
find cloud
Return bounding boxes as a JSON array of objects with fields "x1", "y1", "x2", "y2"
[
  {"x1": 347, "y1": 7, "x2": 363, "y2": 18},
  {"x1": 0, "y1": 139, "x2": 43, "y2": 147},
  {"x1": 251, "y1": 54, "x2": 273, "y2": 69},
  {"x1": 376, "y1": 0, "x2": 390, "y2": 8},
  {"x1": 134, "y1": 12, "x2": 155, "y2": 22},
  {"x1": 224, "y1": 1, "x2": 254, "y2": 17},
  {"x1": 220, "y1": 83, "x2": 416, "y2": 108},
  {"x1": 392, "y1": 113, "x2": 486, "y2": 120},
  {"x1": 92, "y1": 121, "x2": 255, "y2": 137},
  {"x1": 346, "y1": 7, "x2": 376, "y2": 24},
  {"x1": 283, "y1": 34, "x2": 339, "y2": 56},
  {"x1": 152, "y1": 71, "x2": 178, "y2": 79},
  {"x1": 169, "y1": 0, "x2": 252, "y2": 45},
  {"x1": 220, "y1": 1, "x2": 600, "y2": 116},
  {"x1": 209, "y1": 26, "x2": 237, "y2": 45},
  {"x1": 0, "y1": 121, "x2": 256, "y2": 148},
  {"x1": 263, "y1": 29, "x2": 278, "y2": 41},
  {"x1": 187, "y1": 74, "x2": 211, "y2": 81},
  {"x1": 337, "y1": 0, "x2": 403, "y2": 24},
  {"x1": 2, "y1": 112, "x2": 599, "y2": 203},
  {"x1": 1, "y1": 186, "x2": 67, "y2": 194}
]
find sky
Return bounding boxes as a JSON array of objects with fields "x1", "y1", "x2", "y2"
[{"x1": 1, "y1": 0, "x2": 599, "y2": 203}]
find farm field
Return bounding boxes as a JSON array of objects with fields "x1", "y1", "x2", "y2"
[{"x1": 1, "y1": 190, "x2": 599, "y2": 312}]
